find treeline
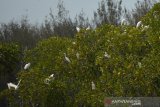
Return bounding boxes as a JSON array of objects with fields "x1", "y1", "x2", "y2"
[{"x1": 0, "y1": 0, "x2": 157, "y2": 49}]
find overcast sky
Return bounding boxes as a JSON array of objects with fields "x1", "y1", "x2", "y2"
[{"x1": 0, "y1": 0, "x2": 141, "y2": 24}]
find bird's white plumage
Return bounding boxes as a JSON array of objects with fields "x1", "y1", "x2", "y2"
[
  {"x1": 7, "y1": 83, "x2": 17, "y2": 89},
  {"x1": 48, "y1": 74, "x2": 54, "y2": 80},
  {"x1": 49, "y1": 74, "x2": 54, "y2": 78},
  {"x1": 138, "y1": 62, "x2": 142, "y2": 68},
  {"x1": 121, "y1": 19, "x2": 127, "y2": 25},
  {"x1": 44, "y1": 74, "x2": 55, "y2": 84},
  {"x1": 24, "y1": 63, "x2": 31, "y2": 70},
  {"x1": 7, "y1": 80, "x2": 21, "y2": 90},
  {"x1": 76, "y1": 52, "x2": 80, "y2": 59},
  {"x1": 142, "y1": 25, "x2": 149, "y2": 31},
  {"x1": 64, "y1": 53, "x2": 71, "y2": 63},
  {"x1": 72, "y1": 42, "x2": 76, "y2": 45},
  {"x1": 104, "y1": 52, "x2": 111, "y2": 58},
  {"x1": 86, "y1": 26, "x2": 90, "y2": 30},
  {"x1": 76, "y1": 27, "x2": 80, "y2": 32},
  {"x1": 91, "y1": 81, "x2": 95, "y2": 90},
  {"x1": 136, "y1": 21, "x2": 142, "y2": 28}
]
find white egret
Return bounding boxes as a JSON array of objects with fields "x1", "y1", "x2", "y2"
[
  {"x1": 72, "y1": 42, "x2": 76, "y2": 45},
  {"x1": 138, "y1": 62, "x2": 142, "y2": 68},
  {"x1": 91, "y1": 81, "x2": 95, "y2": 90},
  {"x1": 123, "y1": 29, "x2": 127, "y2": 34},
  {"x1": 24, "y1": 63, "x2": 31, "y2": 70},
  {"x1": 49, "y1": 74, "x2": 54, "y2": 78},
  {"x1": 136, "y1": 21, "x2": 142, "y2": 28},
  {"x1": 76, "y1": 52, "x2": 80, "y2": 59},
  {"x1": 86, "y1": 26, "x2": 90, "y2": 30},
  {"x1": 121, "y1": 19, "x2": 127, "y2": 26},
  {"x1": 7, "y1": 80, "x2": 21, "y2": 90},
  {"x1": 142, "y1": 25, "x2": 149, "y2": 31},
  {"x1": 49, "y1": 74, "x2": 55, "y2": 80},
  {"x1": 44, "y1": 74, "x2": 55, "y2": 84},
  {"x1": 104, "y1": 52, "x2": 111, "y2": 58},
  {"x1": 64, "y1": 53, "x2": 71, "y2": 63},
  {"x1": 76, "y1": 27, "x2": 80, "y2": 32}
]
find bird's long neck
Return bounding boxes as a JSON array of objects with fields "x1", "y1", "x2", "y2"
[
  {"x1": 64, "y1": 53, "x2": 67, "y2": 57},
  {"x1": 17, "y1": 80, "x2": 21, "y2": 86}
]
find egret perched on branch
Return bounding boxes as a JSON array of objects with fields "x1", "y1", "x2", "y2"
[
  {"x1": 72, "y1": 42, "x2": 76, "y2": 45},
  {"x1": 76, "y1": 27, "x2": 80, "y2": 32},
  {"x1": 91, "y1": 81, "x2": 95, "y2": 90},
  {"x1": 138, "y1": 62, "x2": 142, "y2": 68},
  {"x1": 24, "y1": 63, "x2": 31, "y2": 70},
  {"x1": 49, "y1": 74, "x2": 54, "y2": 79},
  {"x1": 136, "y1": 21, "x2": 142, "y2": 28},
  {"x1": 76, "y1": 52, "x2": 80, "y2": 59},
  {"x1": 86, "y1": 26, "x2": 90, "y2": 30},
  {"x1": 44, "y1": 74, "x2": 55, "y2": 84},
  {"x1": 104, "y1": 52, "x2": 111, "y2": 58},
  {"x1": 7, "y1": 80, "x2": 21, "y2": 90},
  {"x1": 64, "y1": 53, "x2": 71, "y2": 63},
  {"x1": 142, "y1": 25, "x2": 149, "y2": 31},
  {"x1": 121, "y1": 19, "x2": 127, "y2": 26}
]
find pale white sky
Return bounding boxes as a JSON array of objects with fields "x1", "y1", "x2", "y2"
[{"x1": 0, "y1": 0, "x2": 141, "y2": 24}]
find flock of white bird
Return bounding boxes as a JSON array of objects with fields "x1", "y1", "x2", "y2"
[
  {"x1": 7, "y1": 62, "x2": 55, "y2": 90},
  {"x1": 7, "y1": 21, "x2": 146, "y2": 91},
  {"x1": 64, "y1": 21, "x2": 146, "y2": 90},
  {"x1": 63, "y1": 51, "x2": 111, "y2": 90},
  {"x1": 76, "y1": 26, "x2": 90, "y2": 33},
  {"x1": 7, "y1": 51, "x2": 109, "y2": 90},
  {"x1": 121, "y1": 19, "x2": 149, "y2": 31},
  {"x1": 7, "y1": 63, "x2": 31, "y2": 90}
]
